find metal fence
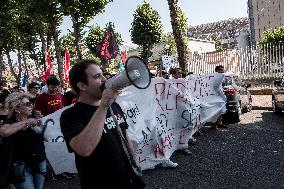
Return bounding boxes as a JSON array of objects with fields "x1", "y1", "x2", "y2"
[{"x1": 188, "y1": 43, "x2": 284, "y2": 80}]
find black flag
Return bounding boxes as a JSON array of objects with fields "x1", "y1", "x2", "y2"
[{"x1": 96, "y1": 24, "x2": 119, "y2": 68}]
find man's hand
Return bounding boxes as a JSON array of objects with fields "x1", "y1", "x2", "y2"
[
  {"x1": 27, "y1": 118, "x2": 41, "y2": 127},
  {"x1": 34, "y1": 110, "x2": 43, "y2": 119},
  {"x1": 100, "y1": 89, "x2": 119, "y2": 108}
]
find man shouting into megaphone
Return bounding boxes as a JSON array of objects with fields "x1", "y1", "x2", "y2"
[{"x1": 60, "y1": 59, "x2": 145, "y2": 189}]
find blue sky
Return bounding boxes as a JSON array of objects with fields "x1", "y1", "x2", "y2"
[{"x1": 63, "y1": 0, "x2": 248, "y2": 43}]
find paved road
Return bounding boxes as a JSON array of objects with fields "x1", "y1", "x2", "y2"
[{"x1": 45, "y1": 110, "x2": 284, "y2": 189}]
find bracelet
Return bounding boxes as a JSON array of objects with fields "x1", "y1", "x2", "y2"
[{"x1": 25, "y1": 121, "x2": 30, "y2": 129}]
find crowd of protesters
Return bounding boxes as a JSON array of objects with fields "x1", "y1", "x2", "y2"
[
  {"x1": 0, "y1": 75, "x2": 78, "y2": 189},
  {"x1": 0, "y1": 63, "x2": 228, "y2": 189}
]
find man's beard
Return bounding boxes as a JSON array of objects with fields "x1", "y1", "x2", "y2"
[{"x1": 92, "y1": 87, "x2": 103, "y2": 100}]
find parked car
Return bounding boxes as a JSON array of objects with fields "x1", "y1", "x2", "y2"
[
  {"x1": 222, "y1": 73, "x2": 252, "y2": 123},
  {"x1": 272, "y1": 79, "x2": 284, "y2": 114}
]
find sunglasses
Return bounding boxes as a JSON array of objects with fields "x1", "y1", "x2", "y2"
[
  {"x1": 20, "y1": 101, "x2": 33, "y2": 107},
  {"x1": 32, "y1": 87, "x2": 40, "y2": 89}
]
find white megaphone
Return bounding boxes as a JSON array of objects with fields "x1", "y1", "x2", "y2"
[{"x1": 104, "y1": 56, "x2": 151, "y2": 90}]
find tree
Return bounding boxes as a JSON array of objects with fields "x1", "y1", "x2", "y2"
[
  {"x1": 85, "y1": 24, "x2": 123, "y2": 59},
  {"x1": 162, "y1": 5, "x2": 188, "y2": 56},
  {"x1": 167, "y1": 0, "x2": 188, "y2": 72},
  {"x1": 0, "y1": 1, "x2": 18, "y2": 83},
  {"x1": 22, "y1": 0, "x2": 53, "y2": 69},
  {"x1": 161, "y1": 34, "x2": 177, "y2": 56},
  {"x1": 59, "y1": 33, "x2": 76, "y2": 55},
  {"x1": 130, "y1": 1, "x2": 163, "y2": 62},
  {"x1": 59, "y1": 32, "x2": 77, "y2": 67},
  {"x1": 0, "y1": 0, "x2": 39, "y2": 86},
  {"x1": 210, "y1": 34, "x2": 225, "y2": 51},
  {"x1": 60, "y1": 0, "x2": 113, "y2": 60},
  {"x1": 259, "y1": 26, "x2": 284, "y2": 45},
  {"x1": 44, "y1": 0, "x2": 65, "y2": 85},
  {"x1": 259, "y1": 26, "x2": 284, "y2": 65}
]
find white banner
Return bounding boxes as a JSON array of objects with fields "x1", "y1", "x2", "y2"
[
  {"x1": 41, "y1": 73, "x2": 226, "y2": 172},
  {"x1": 41, "y1": 105, "x2": 77, "y2": 174},
  {"x1": 117, "y1": 73, "x2": 226, "y2": 169}
]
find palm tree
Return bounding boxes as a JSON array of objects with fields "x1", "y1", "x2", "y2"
[{"x1": 167, "y1": 0, "x2": 188, "y2": 72}]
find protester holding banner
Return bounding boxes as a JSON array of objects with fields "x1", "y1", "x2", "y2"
[
  {"x1": 2, "y1": 92, "x2": 46, "y2": 189},
  {"x1": 60, "y1": 60, "x2": 145, "y2": 189},
  {"x1": 34, "y1": 75, "x2": 69, "y2": 181},
  {"x1": 212, "y1": 65, "x2": 228, "y2": 129}
]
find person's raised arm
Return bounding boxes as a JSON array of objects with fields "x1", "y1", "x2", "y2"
[
  {"x1": 69, "y1": 89, "x2": 118, "y2": 157},
  {"x1": 0, "y1": 118, "x2": 40, "y2": 137}
]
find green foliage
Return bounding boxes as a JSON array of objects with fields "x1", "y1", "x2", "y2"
[
  {"x1": 106, "y1": 59, "x2": 116, "y2": 73},
  {"x1": 259, "y1": 26, "x2": 284, "y2": 45},
  {"x1": 130, "y1": 1, "x2": 163, "y2": 61},
  {"x1": 0, "y1": 0, "x2": 38, "y2": 60},
  {"x1": 177, "y1": 6, "x2": 188, "y2": 34},
  {"x1": 161, "y1": 6, "x2": 188, "y2": 56},
  {"x1": 60, "y1": 0, "x2": 113, "y2": 59},
  {"x1": 258, "y1": 26, "x2": 284, "y2": 61},
  {"x1": 85, "y1": 24, "x2": 123, "y2": 55},
  {"x1": 161, "y1": 34, "x2": 177, "y2": 56},
  {"x1": 210, "y1": 34, "x2": 225, "y2": 51},
  {"x1": 60, "y1": 0, "x2": 112, "y2": 22},
  {"x1": 85, "y1": 25, "x2": 105, "y2": 54},
  {"x1": 59, "y1": 33, "x2": 76, "y2": 56},
  {"x1": 0, "y1": 0, "x2": 15, "y2": 50}
]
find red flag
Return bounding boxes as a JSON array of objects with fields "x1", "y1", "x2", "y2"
[
  {"x1": 40, "y1": 49, "x2": 53, "y2": 82},
  {"x1": 64, "y1": 47, "x2": 70, "y2": 82},
  {"x1": 121, "y1": 49, "x2": 127, "y2": 63}
]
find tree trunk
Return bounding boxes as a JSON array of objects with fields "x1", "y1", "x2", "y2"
[
  {"x1": 17, "y1": 50, "x2": 22, "y2": 87},
  {"x1": 22, "y1": 51, "x2": 29, "y2": 82},
  {"x1": 36, "y1": 20, "x2": 47, "y2": 71},
  {"x1": 72, "y1": 14, "x2": 83, "y2": 60},
  {"x1": 49, "y1": 16, "x2": 64, "y2": 86},
  {"x1": 0, "y1": 49, "x2": 4, "y2": 78},
  {"x1": 167, "y1": 0, "x2": 188, "y2": 72},
  {"x1": 5, "y1": 49, "x2": 19, "y2": 85}
]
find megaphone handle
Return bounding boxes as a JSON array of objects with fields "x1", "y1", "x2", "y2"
[
  {"x1": 108, "y1": 103, "x2": 126, "y2": 141},
  {"x1": 108, "y1": 104, "x2": 143, "y2": 176}
]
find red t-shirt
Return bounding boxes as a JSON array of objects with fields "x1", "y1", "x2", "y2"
[{"x1": 34, "y1": 92, "x2": 66, "y2": 116}]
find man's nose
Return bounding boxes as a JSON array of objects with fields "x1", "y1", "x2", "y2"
[{"x1": 101, "y1": 75, "x2": 107, "y2": 81}]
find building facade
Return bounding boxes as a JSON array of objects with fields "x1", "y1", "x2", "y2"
[
  {"x1": 187, "y1": 18, "x2": 249, "y2": 50},
  {"x1": 248, "y1": 0, "x2": 284, "y2": 44}
]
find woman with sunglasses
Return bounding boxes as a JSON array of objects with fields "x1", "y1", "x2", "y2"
[{"x1": 2, "y1": 92, "x2": 46, "y2": 189}]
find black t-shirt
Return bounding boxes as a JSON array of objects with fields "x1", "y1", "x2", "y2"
[
  {"x1": 0, "y1": 115, "x2": 7, "y2": 125},
  {"x1": 60, "y1": 102, "x2": 133, "y2": 189},
  {"x1": 63, "y1": 91, "x2": 78, "y2": 106},
  {"x1": 5, "y1": 116, "x2": 46, "y2": 167}
]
